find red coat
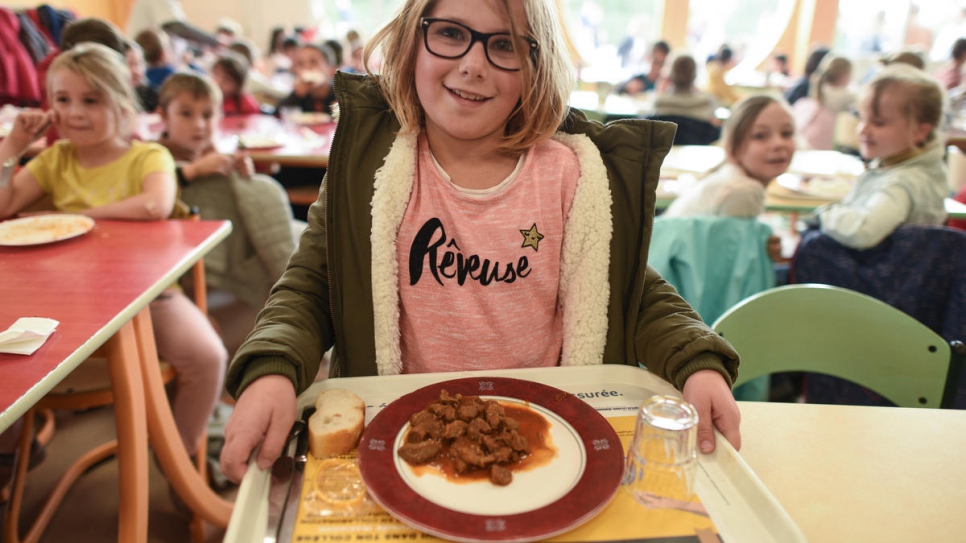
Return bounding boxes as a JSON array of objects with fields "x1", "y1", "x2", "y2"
[
  {"x1": 222, "y1": 93, "x2": 262, "y2": 116},
  {"x1": 0, "y1": 7, "x2": 41, "y2": 107}
]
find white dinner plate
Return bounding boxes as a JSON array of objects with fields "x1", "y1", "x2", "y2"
[
  {"x1": 238, "y1": 134, "x2": 286, "y2": 150},
  {"x1": 0, "y1": 214, "x2": 95, "y2": 246},
  {"x1": 358, "y1": 377, "x2": 624, "y2": 543},
  {"x1": 775, "y1": 173, "x2": 854, "y2": 200}
]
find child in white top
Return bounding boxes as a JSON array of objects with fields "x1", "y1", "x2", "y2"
[
  {"x1": 219, "y1": 0, "x2": 742, "y2": 483},
  {"x1": 665, "y1": 95, "x2": 795, "y2": 260},
  {"x1": 0, "y1": 44, "x2": 227, "y2": 456},
  {"x1": 666, "y1": 96, "x2": 795, "y2": 213},
  {"x1": 818, "y1": 64, "x2": 948, "y2": 249},
  {"x1": 792, "y1": 55, "x2": 855, "y2": 150}
]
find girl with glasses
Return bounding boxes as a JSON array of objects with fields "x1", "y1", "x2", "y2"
[{"x1": 218, "y1": 0, "x2": 742, "y2": 483}]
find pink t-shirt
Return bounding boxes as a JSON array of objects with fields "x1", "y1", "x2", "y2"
[{"x1": 397, "y1": 136, "x2": 580, "y2": 373}]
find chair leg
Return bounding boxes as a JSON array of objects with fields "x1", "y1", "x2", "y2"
[
  {"x1": 4, "y1": 408, "x2": 121, "y2": 543},
  {"x1": 33, "y1": 411, "x2": 54, "y2": 449}
]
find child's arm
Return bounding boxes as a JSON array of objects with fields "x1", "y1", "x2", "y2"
[
  {"x1": 0, "y1": 168, "x2": 47, "y2": 220},
  {"x1": 635, "y1": 266, "x2": 741, "y2": 453},
  {"x1": 180, "y1": 152, "x2": 236, "y2": 181},
  {"x1": 0, "y1": 110, "x2": 53, "y2": 218},
  {"x1": 82, "y1": 171, "x2": 177, "y2": 220},
  {"x1": 819, "y1": 187, "x2": 911, "y2": 249}
]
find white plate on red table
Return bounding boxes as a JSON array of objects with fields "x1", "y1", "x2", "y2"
[
  {"x1": 775, "y1": 173, "x2": 854, "y2": 200},
  {"x1": 0, "y1": 214, "x2": 94, "y2": 246},
  {"x1": 238, "y1": 134, "x2": 286, "y2": 150},
  {"x1": 357, "y1": 377, "x2": 623, "y2": 543},
  {"x1": 290, "y1": 112, "x2": 332, "y2": 125}
]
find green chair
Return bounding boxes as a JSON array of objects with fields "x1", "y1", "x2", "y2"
[{"x1": 712, "y1": 284, "x2": 965, "y2": 408}]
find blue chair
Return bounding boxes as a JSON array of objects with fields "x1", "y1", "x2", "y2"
[
  {"x1": 793, "y1": 225, "x2": 966, "y2": 407},
  {"x1": 647, "y1": 115, "x2": 721, "y2": 146}
]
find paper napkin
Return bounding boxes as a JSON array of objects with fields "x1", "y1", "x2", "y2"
[{"x1": 0, "y1": 317, "x2": 59, "y2": 355}]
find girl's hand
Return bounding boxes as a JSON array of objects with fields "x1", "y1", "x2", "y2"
[
  {"x1": 766, "y1": 235, "x2": 785, "y2": 262},
  {"x1": 292, "y1": 78, "x2": 313, "y2": 98},
  {"x1": 2, "y1": 110, "x2": 53, "y2": 157},
  {"x1": 682, "y1": 369, "x2": 741, "y2": 454},
  {"x1": 185, "y1": 152, "x2": 234, "y2": 180},
  {"x1": 220, "y1": 375, "x2": 298, "y2": 484},
  {"x1": 233, "y1": 152, "x2": 254, "y2": 178}
]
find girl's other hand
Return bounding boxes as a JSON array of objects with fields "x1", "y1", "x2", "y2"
[
  {"x1": 220, "y1": 375, "x2": 298, "y2": 484},
  {"x1": 4, "y1": 110, "x2": 54, "y2": 156},
  {"x1": 186, "y1": 152, "x2": 233, "y2": 179},
  {"x1": 682, "y1": 369, "x2": 741, "y2": 454},
  {"x1": 766, "y1": 235, "x2": 785, "y2": 262},
  {"x1": 233, "y1": 152, "x2": 254, "y2": 178}
]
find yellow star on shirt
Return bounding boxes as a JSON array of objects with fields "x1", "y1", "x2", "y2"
[{"x1": 520, "y1": 223, "x2": 544, "y2": 252}]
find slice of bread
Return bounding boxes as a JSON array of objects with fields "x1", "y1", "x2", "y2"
[{"x1": 309, "y1": 388, "x2": 366, "y2": 459}]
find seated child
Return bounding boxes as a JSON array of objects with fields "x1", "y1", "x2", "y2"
[
  {"x1": 135, "y1": 28, "x2": 176, "y2": 90},
  {"x1": 705, "y1": 45, "x2": 741, "y2": 108},
  {"x1": 211, "y1": 52, "x2": 262, "y2": 116},
  {"x1": 654, "y1": 55, "x2": 718, "y2": 124},
  {"x1": 664, "y1": 95, "x2": 795, "y2": 261},
  {"x1": 124, "y1": 38, "x2": 159, "y2": 111},
  {"x1": 617, "y1": 40, "x2": 670, "y2": 95},
  {"x1": 219, "y1": 0, "x2": 741, "y2": 484},
  {"x1": 792, "y1": 56, "x2": 855, "y2": 150},
  {"x1": 817, "y1": 64, "x2": 948, "y2": 249},
  {"x1": 277, "y1": 42, "x2": 338, "y2": 115},
  {"x1": 0, "y1": 44, "x2": 227, "y2": 458},
  {"x1": 156, "y1": 73, "x2": 299, "y2": 315}
]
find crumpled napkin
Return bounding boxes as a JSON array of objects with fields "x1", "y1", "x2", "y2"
[{"x1": 0, "y1": 318, "x2": 59, "y2": 355}]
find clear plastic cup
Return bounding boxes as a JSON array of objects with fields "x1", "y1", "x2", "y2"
[{"x1": 622, "y1": 395, "x2": 699, "y2": 504}]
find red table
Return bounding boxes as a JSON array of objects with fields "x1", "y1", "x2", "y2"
[
  {"x1": 0, "y1": 219, "x2": 233, "y2": 543},
  {"x1": 134, "y1": 113, "x2": 336, "y2": 168}
]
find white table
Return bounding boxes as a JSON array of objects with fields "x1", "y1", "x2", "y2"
[{"x1": 739, "y1": 402, "x2": 966, "y2": 543}]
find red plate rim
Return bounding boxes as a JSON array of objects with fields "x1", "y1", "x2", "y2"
[{"x1": 357, "y1": 377, "x2": 624, "y2": 543}]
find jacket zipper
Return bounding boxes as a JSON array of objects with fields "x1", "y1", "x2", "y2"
[{"x1": 327, "y1": 74, "x2": 346, "y2": 378}]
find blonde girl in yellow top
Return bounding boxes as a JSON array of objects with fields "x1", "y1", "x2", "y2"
[{"x1": 0, "y1": 43, "x2": 227, "y2": 459}]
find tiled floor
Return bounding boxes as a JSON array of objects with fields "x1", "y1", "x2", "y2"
[{"x1": 6, "y1": 405, "x2": 238, "y2": 543}]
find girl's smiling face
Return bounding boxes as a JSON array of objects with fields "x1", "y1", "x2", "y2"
[
  {"x1": 856, "y1": 86, "x2": 931, "y2": 161},
  {"x1": 414, "y1": 0, "x2": 527, "y2": 153},
  {"x1": 49, "y1": 68, "x2": 124, "y2": 150},
  {"x1": 731, "y1": 102, "x2": 796, "y2": 183}
]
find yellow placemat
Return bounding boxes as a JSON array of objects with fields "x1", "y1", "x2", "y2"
[{"x1": 291, "y1": 416, "x2": 718, "y2": 542}]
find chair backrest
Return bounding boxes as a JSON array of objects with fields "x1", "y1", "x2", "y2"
[
  {"x1": 713, "y1": 284, "x2": 963, "y2": 408},
  {"x1": 792, "y1": 225, "x2": 966, "y2": 346},
  {"x1": 650, "y1": 216, "x2": 774, "y2": 325},
  {"x1": 647, "y1": 114, "x2": 721, "y2": 146}
]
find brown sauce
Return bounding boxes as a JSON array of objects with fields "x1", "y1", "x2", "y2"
[{"x1": 407, "y1": 402, "x2": 557, "y2": 484}]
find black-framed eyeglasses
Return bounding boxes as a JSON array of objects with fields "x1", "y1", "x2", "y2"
[{"x1": 420, "y1": 17, "x2": 538, "y2": 72}]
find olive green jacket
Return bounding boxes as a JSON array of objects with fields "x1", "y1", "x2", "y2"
[{"x1": 226, "y1": 72, "x2": 739, "y2": 398}]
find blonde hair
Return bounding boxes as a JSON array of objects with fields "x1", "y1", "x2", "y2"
[
  {"x1": 48, "y1": 43, "x2": 139, "y2": 136},
  {"x1": 722, "y1": 94, "x2": 793, "y2": 157},
  {"x1": 864, "y1": 63, "x2": 945, "y2": 146},
  {"x1": 158, "y1": 72, "x2": 223, "y2": 111},
  {"x1": 363, "y1": 0, "x2": 574, "y2": 153},
  {"x1": 810, "y1": 55, "x2": 851, "y2": 106}
]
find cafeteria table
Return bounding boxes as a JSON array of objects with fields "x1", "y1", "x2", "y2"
[{"x1": 0, "y1": 218, "x2": 233, "y2": 543}]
